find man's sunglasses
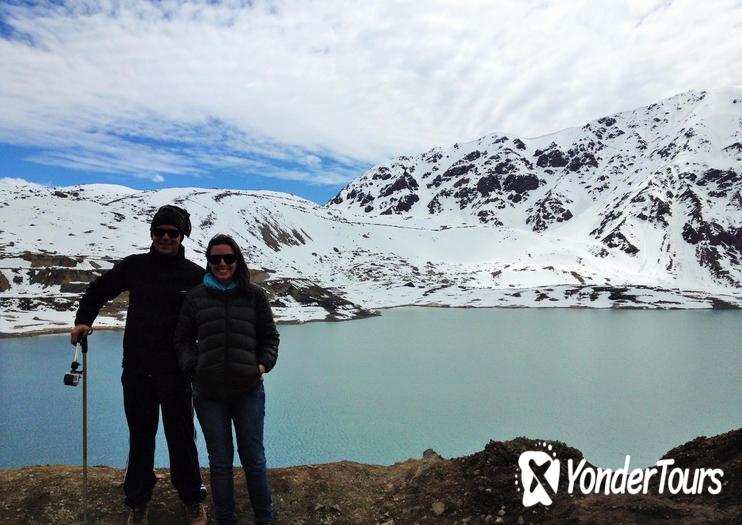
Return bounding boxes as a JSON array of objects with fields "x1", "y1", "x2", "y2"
[
  {"x1": 151, "y1": 227, "x2": 182, "y2": 239},
  {"x1": 207, "y1": 254, "x2": 237, "y2": 265}
]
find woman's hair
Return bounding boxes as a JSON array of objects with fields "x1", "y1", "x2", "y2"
[{"x1": 206, "y1": 234, "x2": 251, "y2": 292}]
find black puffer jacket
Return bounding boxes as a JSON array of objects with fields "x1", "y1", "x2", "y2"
[
  {"x1": 75, "y1": 246, "x2": 204, "y2": 374},
  {"x1": 174, "y1": 282, "x2": 279, "y2": 401}
]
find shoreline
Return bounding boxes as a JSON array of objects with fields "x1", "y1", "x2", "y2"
[
  {"x1": 2, "y1": 423, "x2": 740, "y2": 472},
  {"x1": 1, "y1": 299, "x2": 741, "y2": 338},
  {"x1": 0, "y1": 310, "x2": 384, "y2": 339}
]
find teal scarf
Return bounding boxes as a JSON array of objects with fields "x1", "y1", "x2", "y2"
[{"x1": 203, "y1": 272, "x2": 237, "y2": 292}]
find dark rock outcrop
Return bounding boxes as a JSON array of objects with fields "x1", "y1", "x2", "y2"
[
  {"x1": 379, "y1": 173, "x2": 419, "y2": 198},
  {"x1": 602, "y1": 230, "x2": 640, "y2": 255},
  {"x1": 535, "y1": 147, "x2": 569, "y2": 168},
  {"x1": 526, "y1": 192, "x2": 574, "y2": 232},
  {"x1": 380, "y1": 194, "x2": 420, "y2": 215},
  {"x1": 502, "y1": 174, "x2": 540, "y2": 194}
]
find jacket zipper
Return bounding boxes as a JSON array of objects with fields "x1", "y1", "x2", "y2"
[{"x1": 223, "y1": 293, "x2": 230, "y2": 396}]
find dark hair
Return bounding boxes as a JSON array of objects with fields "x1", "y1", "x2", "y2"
[{"x1": 206, "y1": 234, "x2": 251, "y2": 292}]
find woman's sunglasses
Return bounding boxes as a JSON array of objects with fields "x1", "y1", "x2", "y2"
[
  {"x1": 207, "y1": 254, "x2": 237, "y2": 265},
  {"x1": 151, "y1": 227, "x2": 182, "y2": 239}
]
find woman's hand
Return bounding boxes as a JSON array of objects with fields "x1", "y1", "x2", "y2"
[{"x1": 258, "y1": 364, "x2": 266, "y2": 375}]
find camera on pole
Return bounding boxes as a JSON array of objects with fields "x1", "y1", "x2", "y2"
[{"x1": 63, "y1": 338, "x2": 86, "y2": 386}]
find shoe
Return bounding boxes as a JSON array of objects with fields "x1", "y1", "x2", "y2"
[
  {"x1": 185, "y1": 501, "x2": 208, "y2": 525},
  {"x1": 127, "y1": 504, "x2": 148, "y2": 525}
]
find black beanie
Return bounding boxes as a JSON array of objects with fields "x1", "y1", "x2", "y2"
[{"x1": 151, "y1": 205, "x2": 192, "y2": 237}]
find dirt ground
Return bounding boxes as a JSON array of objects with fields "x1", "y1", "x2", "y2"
[{"x1": 0, "y1": 429, "x2": 739, "y2": 524}]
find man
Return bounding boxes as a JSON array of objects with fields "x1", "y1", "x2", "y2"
[{"x1": 71, "y1": 205, "x2": 208, "y2": 525}]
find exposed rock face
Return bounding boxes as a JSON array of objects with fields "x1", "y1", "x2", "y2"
[
  {"x1": 265, "y1": 277, "x2": 377, "y2": 322},
  {"x1": 380, "y1": 173, "x2": 419, "y2": 198},
  {"x1": 1, "y1": 429, "x2": 739, "y2": 524},
  {"x1": 476, "y1": 174, "x2": 501, "y2": 196},
  {"x1": 258, "y1": 220, "x2": 308, "y2": 252},
  {"x1": 380, "y1": 193, "x2": 420, "y2": 215},
  {"x1": 602, "y1": 229, "x2": 640, "y2": 255},
  {"x1": 502, "y1": 173, "x2": 539, "y2": 194},
  {"x1": 535, "y1": 146, "x2": 569, "y2": 168},
  {"x1": 526, "y1": 192, "x2": 573, "y2": 232},
  {"x1": 27, "y1": 268, "x2": 96, "y2": 288},
  {"x1": 21, "y1": 252, "x2": 79, "y2": 268}
]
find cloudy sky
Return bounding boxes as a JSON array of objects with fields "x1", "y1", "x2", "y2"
[{"x1": 1, "y1": 0, "x2": 740, "y2": 203}]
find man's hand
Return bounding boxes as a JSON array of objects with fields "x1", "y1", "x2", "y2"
[
  {"x1": 258, "y1": 364, "x2": 266, "y2": 375},
  {"x1": 70, "y1": 324, "x2": 93, "y2": 345}
]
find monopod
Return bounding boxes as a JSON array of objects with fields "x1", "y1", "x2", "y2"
[{"x1": 64, "y1": 335, "x2": 89, "y2": 524}]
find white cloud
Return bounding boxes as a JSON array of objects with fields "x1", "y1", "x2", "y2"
[
  {"x1": 253, "y1": 166, "x2": 359, "y2": 186},
  {"x1": 0, "y1": 0, "x2": 740, "y2": 184}
]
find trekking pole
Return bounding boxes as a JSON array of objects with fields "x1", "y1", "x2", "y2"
[
  {"x1": 81, "y1": 335, "x2": 88, "y2": 525},
  {"x1": 64, "y1": 335, "x2": 89, "y2": 524}
]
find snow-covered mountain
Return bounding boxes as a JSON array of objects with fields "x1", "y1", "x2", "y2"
[
  {"x1": 1, "y1": 88, "x2": 741, "y2": 334},
  {"x1": 329, "y1": 88, "x2": 742, "y2": 289}
]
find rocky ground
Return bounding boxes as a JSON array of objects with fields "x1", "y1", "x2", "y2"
[{"x1": 1, "y1": 429, "x2": 738, "y2": 524}]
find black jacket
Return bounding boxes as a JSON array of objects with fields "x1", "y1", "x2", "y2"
[
  {"x1": 174, "y1": 282, "x2": 279, "y2": 401},
  {"x1": 74, "y1": 246, "x2": 205, "y2": 374}
]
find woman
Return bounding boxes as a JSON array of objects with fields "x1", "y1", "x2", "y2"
[{"x1": 175, "y1": 234, "x2": 279, "y2": 525}]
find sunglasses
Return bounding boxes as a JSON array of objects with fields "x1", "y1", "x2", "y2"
[
  {"x1": 151, "y1": 227, "x2": 182, "y2": 239},
  {"x1": 207, "y1": 254, "x2": 237, "y2": 265}
]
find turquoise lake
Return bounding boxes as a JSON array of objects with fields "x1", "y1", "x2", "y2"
[{"x1": 0, "y1": 307, "x2": 740, "y2": 470}]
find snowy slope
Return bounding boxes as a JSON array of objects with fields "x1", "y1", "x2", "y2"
[{"x1": 1, "y1": 89, "x2": 741, "y2": 334}]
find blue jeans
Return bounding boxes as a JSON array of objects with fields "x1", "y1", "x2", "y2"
[{"x1": 194, "y1": 383, "x2": 273, "y2": 525}]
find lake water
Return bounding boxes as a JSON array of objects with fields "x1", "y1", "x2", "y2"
[{"x1": 1, "y1": 307, "x2": 740, "y2": 470}]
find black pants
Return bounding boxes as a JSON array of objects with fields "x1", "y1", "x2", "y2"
[{"x1": 122, "y1": 369, "x2": 207, "y2": 508}]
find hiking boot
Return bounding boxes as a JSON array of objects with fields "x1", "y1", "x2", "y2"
[
  {"x1": 185, "y1": 501, "x2": 208, "y2": 525},
  {"x1": 126, "y1": 504, "x2": 148, "y2": 525}
]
